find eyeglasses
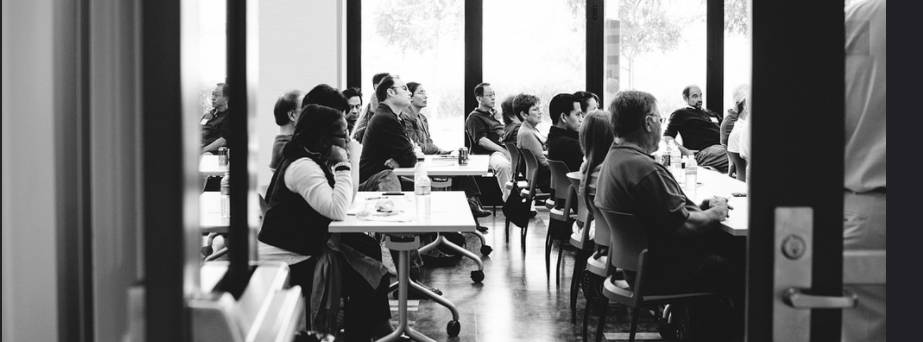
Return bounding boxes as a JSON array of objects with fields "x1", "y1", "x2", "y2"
[
  {"x1": 647, "y1": 113, "x2": 665, "y2": 124},
  {"x1": 348, "y1": 104, "x2": 362, "y2": 110}
]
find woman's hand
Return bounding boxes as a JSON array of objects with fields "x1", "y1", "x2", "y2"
[{"x1": 329, "y1": 145, "x2": 349, "y2": 164}]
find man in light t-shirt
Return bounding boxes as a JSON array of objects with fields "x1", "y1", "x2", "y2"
[{"x1": 841, "y1": 1, "x2": 886, "y2": 341}]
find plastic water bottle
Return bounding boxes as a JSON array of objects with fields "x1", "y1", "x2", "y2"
[
  {"x1": 685, "y1": 157, "x2": 698, "y2": 198},
  {"x1": 661, "y1": 141, "x2": 673, "y2": 166},
  {"x1": 669, "y1": 141, "x2": 683, "y2": 182},
  {"x1": 414, "y1": 159, "x2": 431, "y2": 220},
  {"x1": 220, "y1": 171, "x2": 230, "y2": 220}
]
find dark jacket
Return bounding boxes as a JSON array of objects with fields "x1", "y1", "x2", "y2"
[
  {"x1": 359, "y1": 103, "x2": 417, "y2": 182},
  {"x1": 546, "y1": 126, "x2": 583, "y2": 171},
  {"x1": 258, "y1": 144, "x2": 333, "y2": 256}
]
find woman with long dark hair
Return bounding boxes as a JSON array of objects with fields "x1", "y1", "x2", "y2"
[{"x1": 258, "y1": 104, "x2": 393, "y2": 341}]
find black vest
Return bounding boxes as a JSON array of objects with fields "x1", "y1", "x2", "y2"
[{"x1": 258, "y1": 144, "x2": 335, "y2": 256}]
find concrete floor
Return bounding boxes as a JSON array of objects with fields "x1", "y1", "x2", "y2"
[{"x1": 383, "y1": 208, "x2": 667, "y2": 342}]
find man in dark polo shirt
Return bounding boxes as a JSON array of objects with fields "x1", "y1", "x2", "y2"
[
  {"x1": 359, "y1": 75, "x2": 417, "y2": 186},
  {"x1": 664, "y1": 85, "x2": 728, "y2": 172},
  {"x1": 595, "y1": 90, "x2": 743, "y2": 340},
  {"x1": 465, "y1": 82, "x2": 512, "y2": 200},
  {"x1": 201, "y1": 83, "x2": 231, "y2": 154}
]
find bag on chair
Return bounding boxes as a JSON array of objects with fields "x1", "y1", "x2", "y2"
[{"x1": 502, "y1": 181, "x2": 531, "y2": 228}]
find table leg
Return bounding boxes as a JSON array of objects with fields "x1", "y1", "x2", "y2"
[{"x1": 378, "y1": 237, "x2": 438, "y2": 342}]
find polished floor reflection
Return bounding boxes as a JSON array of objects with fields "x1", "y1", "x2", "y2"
[{"x1": 382, "y1": 208, "x2": 667, "y2": 342}]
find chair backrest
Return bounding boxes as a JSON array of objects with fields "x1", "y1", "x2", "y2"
[
  {"x1": 546, "y1": 160, "x2": 573, "y2": 202},
  {"x1": 586, "y1": 194, "x2": 610, "y2": 248},
  {"x1": 464, "y1": 130, "x2": 474, "y2": 149},
  {"x1": 504, "y1": 142, "x2": 523, "y2": 178},
  {"x1": 597, "y1": 208, "x2": 649, "y2": 272},
  {"x1": 520, "y1": 148, "x2": 541, "y2": 190}
]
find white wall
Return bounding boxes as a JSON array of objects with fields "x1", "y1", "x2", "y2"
[
  {"x1": 2, "y1": 0, "x2": 62, "y2": 340},
  {"x1": 254, "y1": 0, "x2": 344, "y2": 187}
]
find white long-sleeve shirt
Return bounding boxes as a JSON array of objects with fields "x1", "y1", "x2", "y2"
[{"x1": 259, "y1": 153, "x2": 356, "y2": 264}]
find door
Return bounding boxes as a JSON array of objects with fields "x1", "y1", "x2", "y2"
[{"x1": 748, "y1": 0, "x2": 860, "y2": 341}]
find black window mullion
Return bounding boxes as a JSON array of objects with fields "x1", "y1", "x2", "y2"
[
  {"x1": 346, "y1": 0, "x2": 362, "y2": 89},
  {"x1": 464, "y1": 0, "x2": 483, "y2": 123},
  {"x1": 586, "y1": 0, "x2": 604, "y2": 104},
  {"x1": 706, "y1": 0, "x2": 724, "y2": 113}
]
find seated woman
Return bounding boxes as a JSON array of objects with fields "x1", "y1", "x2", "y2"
[
  {"x1": 258, "y1": 104, "x2": 393, "y2": 341},
  {"x1": 578, "y1": 109, "x2": 615, "y2": 203}
]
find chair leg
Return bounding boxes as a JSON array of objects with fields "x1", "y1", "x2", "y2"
[
  {"x1": 582, "y1": 299, "x2": 592, "y2": 341},
  {"x1": 544, "y1": 233, "x2": 552, "y2": 279},
  {"x1": 628, "y1": 307, "x2": 640, "y2": 342},
  {"x1": 505, "y1": 218, "x2": 510, "y2": 244},
  {"x1": 555, "y1": 242, "x2": 564, "y2": 287},
  {"x1": 520, "y1": 224, "x2": 528, "y2": 251},
  {"x1": 570, "y1": 251, "x2": 587, "y2": 324},
  {"x1": 595, "y1": 301, "x2": 608, "y2": 342}
]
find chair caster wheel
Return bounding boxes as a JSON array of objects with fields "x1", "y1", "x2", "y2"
[
  {"x1": 480, "y1": 245, "x2": 493, "y2": 256},
  {"x1": 446, "y1": 320, "x2": 461, "y2": 336},
  {"x1": 470, "y1": 270, "x2": 485, "y2": 283}
]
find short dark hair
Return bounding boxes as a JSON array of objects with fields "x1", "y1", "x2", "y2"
[
  {"x1": 407, "y1": 82, "x2": 421, "y2": 96},
  {"x1": 608, "y1": 90, "x2": 657, "y2": 139},
  {"x1": 273, "y1": 90, "x2": 303, "y2": 126},
  {"x1": 682, "y1": 85, "x2": 699, "y2": 98},
  {"x1": 342, "y1": 87, "x2": 363, "y2": 101},
  {"x1": 215, "y1": 82, "x2": 229, "y2": 96},
  {"x1": 512, "y1": 94, "x2": 539, "y2": 120},
  {"x1": 473, "y1": 82, "x2": 491, "y2": 97},
  {"x1": 500, "y1": 95, "x2": 516, "y2": 125},
  {"x1": 573, "y1": 91, "x2": 600, "y2": 113},
  {"x1": 375, "y1": 75, "x2": 398, "y2": 102},
  {"x1": 303, "y1": 84, "x2": 348, "y2": 112},
  {"x1": 372, "y1": 72, "x2": 390, "y2": 88},
  {"x1": 549, "y1": 93, "x2": 578, "y2": 125}
]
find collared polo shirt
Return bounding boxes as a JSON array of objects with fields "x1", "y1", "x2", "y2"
[{"x1": 594, "y1": 144, "x2": 705, "y2": 258}]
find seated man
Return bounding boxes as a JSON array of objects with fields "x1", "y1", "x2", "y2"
[
  {"x1": 664, "y1": 85, "x2": 729, "y2": 173},
  {"x1": 547, "y1": 92, "x2": 584, "y2": 172},
  {"x1": 596, "y1": 90, "x2": 743, "y2": 340},
  {"x1": 352, "y1": 72, "x2": 390, "y2": 143},
  {"x1": 465, "y1": 82, "x2": 512, "y2": 201},
  {"x1": 269, "y1": 89, "x2": 303, "y2": 172},
  {"x1": 402, "y1": 81, "x2": 490, "y2": 218},
  {"x1": 201, "y1": 83, "x2": 231, "y2": 154},
  {"x1": 342, "y1": 87, "x2": 363, "y2": 134},
  {"x1": 359, "y1": 75, "x2": 417, "y2": 190},
  {"x1": 515, "y1": 93, "x2": 550, "y2": 192}
]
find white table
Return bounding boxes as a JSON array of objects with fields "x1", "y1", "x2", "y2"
[
  {"x1": 330, "y1": 191, "x2": 475, "y2": 341},
  {"x1": 199, "y1": 154, "x2": 227, "y2": 177},
  {"x1": 685, "y1": 168, "x2": 749, "y2": 237},
  {"x1": 200, "y1": 192, "x2": 228, "y2": 233},
  {"x1": 391, "y1": 154, "x2": 491, "y2": 177}
]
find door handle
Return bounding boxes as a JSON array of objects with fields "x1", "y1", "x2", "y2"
[{"x1": 782, "y1": 288, "x2": 858, "y2": 309}]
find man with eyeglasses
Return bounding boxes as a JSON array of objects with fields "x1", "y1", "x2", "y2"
[
  {"x1": 465, "y1": 82, "x2": 513, "y2": 201},
  {"x1": 663, "y1": 85, "x2": 728, "y2": 173},
  {"x1": 359, "y1": 75, "x2": 418, "y2": 186},
  {"x1": 596, "y1": 90, "x2": 743, "y2": 341}
]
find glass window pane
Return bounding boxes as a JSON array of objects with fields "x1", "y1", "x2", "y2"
[
  {"x1": 484, "y1": 0, "x2": 586, "y2": 137},
  {"x1": 603, "y1": 0, "x2": 707, "y2": 117},
  {"x1": 724, "y1": 0, "x2": 752, "y2": 111},
  {"x1": 362, "y1": 0, "x2": 465, "y2": 150}
]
